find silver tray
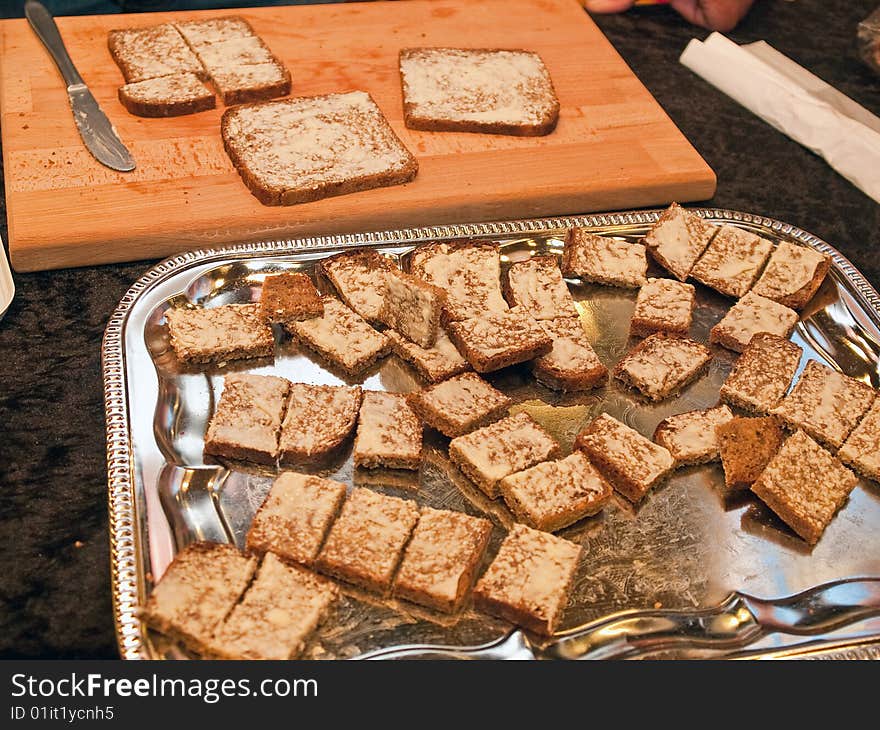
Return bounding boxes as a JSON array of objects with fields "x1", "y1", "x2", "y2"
[{"x1": 103, "y1": 208, "x2": 880, "y2": 660}]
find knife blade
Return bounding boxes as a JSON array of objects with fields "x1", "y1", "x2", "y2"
[{"x1": 24, "y1": 0, "x2": 135, "y2": 172}]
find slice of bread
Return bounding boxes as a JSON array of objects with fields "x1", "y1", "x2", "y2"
[
  {"x1": 531, "y1": 317, "x2": 608, "y2": 392},
  {"x1": 613, "y1": 334, "x2": 712, "y2": 402},
  {"x1": 399, "y1": 47, "x2": 559, "y2": 136},
  {"x1": 751, "y1": 241, "x2": 832, "y2": 310},
  {"x1": 716, "y1": 416, "x2": 785, "y2": 491},
  {"x1": 653, "y1": 405, "x2": 734, "y2": 466},
  {"x1": 387, "y1": 329, "x2": 471, "y2": 383},
  {"x1": 210, "y1": 62, "x2": 291, "y2": 106},
  {"x1": 562, "y1": 229, "x2": 648, "y2": 288},
  {"x1": 447, "y1": 306, "x2": 553, "y2": 373},
  {"x1": 503, "y1": 255, "x2": 578, "y2": 320},
  {"x1": 630, "y1": 277, "x2": 696, "y2": 338},
  {"x1": 165, "y1": 303, "x2": 274, "y2": 365},
  {"x1": 709, "y1": 291, "x2": 799, "y2": 353},
  {"x1": 643, "y1": 203, "x2": 716, "y2": 282},
  {"x1": 838, "y1": 397, "x2": 880, "y2": 482},
  {"x1": 407, "y1": 372, "x2": 512, "y2": 438},
  {"x1": 174, "y1": 16, "x2": 254, "y2": 48},
  {"x1": 278, "y1": 383, "x2": 362, "y2": 464},
  {"x1": 118, "y1": 72, "x2": 215, "y2": 118},
  {"x1": 719, "y1": 333, "x2": 802, "y2": 413},
  {"x1": 108, "y1": 23, "x2": 206, "y2": 83},
  {"x1": 222, "y1": 91, "x2": 418, "y2": 206},
  {"x1": 378, "y1": 271, "x2": 445, "y2": 348},
  {"x1": 353, "y1": 391, "x2": 423, "y2": 470},
  {"x1": 260, "y1": 272, "x2": 323, "y2": 328},
  {"x1": 690, "y1": 225, "x2": 773, "y2": 299},
  {"x1": 319, "y1": 249, "x2": 396, "y2": 323}
]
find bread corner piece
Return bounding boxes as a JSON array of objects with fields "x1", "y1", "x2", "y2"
[
  {"x1": 838, "y1": 397, "x2": 880, "y2": 482},
  {"x1": 613, "y1": 333, "x2": 711, "y2": 402},
  {"x1": 279, "y1": 383, "x2": 361, "y2": 464},
  {"x1": 118, "y1": 72, "x2": 215, "y2": 117},
  {"x1": 719, "y1": 332, "x2": 802, "y2": 414},
  {"x1": 407, "y1": 372, "x2": 512, "y2": 438},
  {"x1": 387, "y1": 329, "x2": 471, "y2": 383},
  {"x1": 503, "y1": 255, "x2": 578, "y2": 320},
  {"x1": 260, "y1": 272, "x2": 323, "y2": 329},
  {"x1": 716, "y1": 415, "x2": 785, "y2": 491},
  {"x1": 379, "y1": 270, "x2": 446, "y2": 349},
  {"x1": 448, "y1": 306, "x2": 553, "y2": 372},
  {"x1": 751, "y1": 241, "x2": 832, "y2": 310},
  {"x1": 473, "y1": 523, "x2": 581, "y2": 635},
  {"x1": 562, "y1": 228, "x2": 648, "y2": 288},
  {"x1": 319, "y1": 248, "x2": 397, "y2": 324},
  {"x1": 532, "y1": 316, "x2": 608, "y2": 392},
  {"x1": 165, "y1": 302, "x2": 274, "y2": 365},
  {"x1": 642, "y1": 202, "x2": 715, "y2": 282},
  {"x1": 399, "y1": 47, "x2": 559, "y2": 136},
  {"x1": 653, "y1": 404, "x2": 733, "y2": 466},
  {"x1": 353, "y1": 391, "x2": 423, "y2": 470},
  {"x1": 690, "y1": 224, "x2": 773, "y2": 299},
  {"x1": 709, "y1": 291, "x2": 798, "y2": 353},
  {"x1": 630, "y1": 277, "x2": 696, "y2": 338},
  {"x1": 221, "y1": 91, "x2": 418, "y2": 206},
  {"x1": 108, "y1": 23, "x2": 206, "y2": 83},
  {"x1": 751, "y1": 430, "x2": 858, "y2": 545}
]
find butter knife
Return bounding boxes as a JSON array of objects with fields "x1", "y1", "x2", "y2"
[
  {"x1": 25, "y1": 0, "x2": 136, "y2": 172},
  {"x1": 359, "y1": 576, "x2": 880, "y2": 660}
]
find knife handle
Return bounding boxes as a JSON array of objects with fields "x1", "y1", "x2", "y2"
[{"x1": 25, "y1": 0, "x2": 84, "y2": 88}]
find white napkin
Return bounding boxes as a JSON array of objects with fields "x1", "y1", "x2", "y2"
[
  {"x1": 0, "y1": 233, "x2": 13, "y2": 321},
  {"x1": 680, "y1": 33, "x2": 880, "y2": 203}
]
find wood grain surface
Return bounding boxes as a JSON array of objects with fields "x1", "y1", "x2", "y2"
[{"x1": 0, "y1": 0, "x2": 715, "y2": 272}]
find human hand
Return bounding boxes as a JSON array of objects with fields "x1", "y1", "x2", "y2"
[{"x1": 583, "y1": 0, "x2": 756, "y2": 32}]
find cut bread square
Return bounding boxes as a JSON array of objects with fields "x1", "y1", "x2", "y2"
[
  {"x1": 653, "y1": 404, "x2": 734, "y2": 466},
  {"x1": 838, "y1": 398, "x2": 880, "y2": 482},
  {"x1": 316, "y1": 488, "x2": 420, "y2": 594},
  {"x1": 630, "y1": 277, "x2": 696, "y2": 337},
  {"x1": 531, "y1": 317, "x2": 608, "y2": 392},
  {"x1": 118, "y1": 72, "x2": 215, "y2": 117},
  {"x1": 447, "y1": 306, "x2": 553, "y2": 372},
  {"x1": 174, "y1": 16, "x2": 254, "y2": 48},
  {"x1": 448, "y1": 412, "x2": 560, "y2": 498},
  {"x1": 196, "y1": 35, "x2": 275, "y2": 70},
  {"x1": 643, "y1": 202, "x2": 716, "y2": 281},
  {"x1": 208, "y1": 554, "x2": 338, "y2": 660},
  {"x1": 751, "y1": 241, "x2": 832, "y2": 310},
  {"x1": 278, "y1": 383, "x2": 361, "y2": 464},
  {"x1": 108, "y1": 23, "x2": 206, "y2": 83},
  {"x1": 393, "y1": 507, "x2": 493, "y2": 612},
  {"x1": 613, "y1": 334, "x2": 712, "y2": 402},
  {"x1": 503, "y1": 255, "x2": 578, "y2": 320},
  {"x1": 204, "y1": 373, "x2": 290, "y2": 465},
  {"x1": 473, "y1": 523, "x2": 581, "y2": 635},
  {"x1": 260, "y1": 272, "x2": 323, "y2": 329},
  {"x1": 751, "y1": 430, "x2": 858, "y2": 545},
  {"x1": 719, "y1": 333, "x2": 802, "y2": 413},
  {"x1": 290, "y1": 297, "x2": 391, "y2": 375},
  {"x1": 407, "y1": 241, "x2": 508, "y2": 321},
  {"x1": 221, "y1": 91, "x2": 418, "y2": 206},
  {"x1": 408, "y1": 372, "x2": 512, "y2": 438},
  {"x1": 165, "y1": 303, "x2": 274, "y2": 365},
  {"x1": 353, "y1": 391, "x2": 423, "y2": 470},
  {"x1": 717, "y1": 416, "x2": 785, "y2": 491},
  {"x1": 142, "y1": 543, "x2": 256, "y2": 655},
  {"x1": 709, "y1": 291, "x2": 799, "y2": 353},
  {"x1": 499, "y1": 451, "x2": 612, "y2": 532},
  {"x1": 690, "y1": 225, "x2": 774, "y2": 299},
  {"x1": 561, "y1": 229, "x2": 648, "y2": 288},
  {"x1": 210, "y1": 61, "x2": 291, "y2": 106},
  {"x1": 319, "y1": 248, "x2": 396, "y2": 324},
  {"x1": 379, "y1": 271, "x2": 445, "y2": 348},
  {"x1": 770, "y1": 359, "x2": 876, "y2": 450},
  {"x1": 575, "y1": 413, "x2": 674, "y2": 502},
  {"x1": 399, "y1": 47, "x2": 559, "y2": 136},
  {"x1": 246, "y1": 472, "x2": 347, "y2": 566},
  {"x1": 387, "y1": 329, "x2": 471, "y2": 383}
]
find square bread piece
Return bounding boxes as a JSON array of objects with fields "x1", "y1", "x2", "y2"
[
  {"x1": 260, "y1": 272, "x2": 323, "y2": 328},
  {"x1": 399, "y1": 47, "x2": 559, "y2": 136},
  {"x1": 709, "y1": 291, "x2": 799, "y2": 353},
  {"x1": 499, "y1": 451, "x2": 612, "y2": 532},
  {"x1": 719, "y1": 333, "x2": 802, "y2": 413},
  {"x1": 408, "y1": 241, "x2": 508, "y2": 321},
  {"x1": 118, "y1": 72, "x2": 215, "y2": 118},
  {"x1": 316, "y1": 488, "x2": 420, "y2": 594},
  {"x1": 448, "y1": 412, "x2": 560, "y2": 498},
  {"x1": 690, "y1": 225, "x2": 774, "y2": 299},
  {"x1": 387, "y1": 329, "x2": 471, "y2": 383},
  {"x1": 575, "y1": 413, "x2": 675, "y2": 502},
  {"x1": 630, "y1": 277, "x2": 696, "y2": 337},
  {"x1": 653, "y1": 405, "x2": 734, "y2": 466},
  {"x1": 246, "y1": 472, "x2": 348, "y2": 565},
  {"x1": 393, "y1": 507, "x2": 493, "y2": 612},
  {"x1": 770, "y1": 359, "x2": 877, "y2": 450},
  {"x1": 838, "y1": 398, "x2": 880, "y2": 481},
  {"x1": 290, "y1": 297, "x2": 391, "y2": 375},
  {"x1": 165, "y1": 303, "x2": 274, "y2": 365},
  {"x1": 447, "y1": 306, "x2": 553, "y2": 373},
  {"x1": 221, "y1": 91, "x2": 418, "y2": 206},
  {"x1": 353, "y1": 391, "x2": 423, "y2": 470},
  {"x1": 717, "y1": 416, "x2": 785, "y2": 491},
  {"x1": 613, "y1": 334, "x2": 712, "y2": 402},
  {"x1": 319, "y1": 248, "x2": 396, "y2": 323},
  {"x1": 209, "y1": 554, "x2": 338, "y2": 660},
  {"x1": 408, "y1": 372, "x2": 512, "y2": 438},
  {"x1": 751, "y1": 430, "x2": 858, "y2": 545},
  {"x1": 204, "y1": 374, "x2": 290, "y2": 465},
  {"x1": 751, "y1": 241, "x2": 832, "y2": 310},
  {"x1": 503, "y1": 255, "x2": 578, "y2": 320},
  {"x1": 108, "y1": 23, "x2": 206, "y2": 83},
  {"x1": 174, "y1": 16, "x2": 254, "y2": 48},
  {"x1": 142, "y1": 543, "x2": 256, "y2": 655},
  {"x1": 279, "y1": 383, "x2": 361, "y2": 464},
  {"x1": 210, "y1": 62, "x2": 291, "y2": 106},
  {"x1": 643, "y1": 202, "x2": 716, "y2": 281},
  {"x1": 473, "y1": 523, "x2": 581, "y2": 635},
  {"x1": 561, "y1": 229, "x2": 648, "y2": 288},
  {"x1": 379, "y1": 271, "x2": 445, "y2": 348},
  {"x1": 531, "y1": 317, "x2": 608, "y2": 392}
]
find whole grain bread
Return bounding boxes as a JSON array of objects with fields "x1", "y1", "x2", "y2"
[
  {"x1": 118, "y1": 72, "x2": 216, "y2": 117},
  {"x1": 108, "y1": 23, "x2": 206, "y2": 83}
]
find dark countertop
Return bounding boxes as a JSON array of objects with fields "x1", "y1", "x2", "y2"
[{"x1": 1, "y1": 0, "x2": 878, "y2": 659}]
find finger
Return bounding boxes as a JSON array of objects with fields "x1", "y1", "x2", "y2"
[
  {"x1": 583, "y1": 0, "x2": 636, "y2": 13},
  {"x1": 668, "y1": 0, "x2": 753, "y2": 31}
]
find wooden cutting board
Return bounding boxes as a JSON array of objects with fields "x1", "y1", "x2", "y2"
[{"x1": 0, "y1": 0, "x2": 715, "y2": 272}]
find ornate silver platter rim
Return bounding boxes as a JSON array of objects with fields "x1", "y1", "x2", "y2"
[{"x1": 101, "y1": 208, "x2": 880, "y2": 661}]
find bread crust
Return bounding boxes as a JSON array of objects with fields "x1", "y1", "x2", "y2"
[
  {"x1": 118, "y1": 83, "x2": 215, "y2": 118},
  {"x1": 216, "y1": 66, "x2": 291, "y2": 106}
]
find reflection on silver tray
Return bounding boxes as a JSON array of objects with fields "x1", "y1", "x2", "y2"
[{"x1": 102, "y1": 209, "x2": 880, "y2": 660}]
